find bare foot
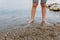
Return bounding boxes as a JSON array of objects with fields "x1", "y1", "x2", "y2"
[
  {"x1": 40, "y1": 21, "x2": 53, "y2": 26},
  {"x1": 28, "y1": 19, "x2": 34, "y2": 24}
]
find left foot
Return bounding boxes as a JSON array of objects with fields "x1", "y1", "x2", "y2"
[{"x1": 28, "y1": 19, "x2": 34, "y2": 24}]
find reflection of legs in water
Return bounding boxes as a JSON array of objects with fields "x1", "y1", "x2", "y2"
[{"x1": 28, "y1": 3, "x2": 38, "y2": 23}]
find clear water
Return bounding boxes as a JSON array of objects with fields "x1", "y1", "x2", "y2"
[{"x1": 0, "y1": 0, "x2": 60, "y2": 31}]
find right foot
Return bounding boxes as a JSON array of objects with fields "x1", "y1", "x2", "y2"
[
  {"x1": 28, "y1": 19, "x2": 34, "y2": 24},
  {"x1": 40, "y1": 21, "x2": 53, "y2": 26}
]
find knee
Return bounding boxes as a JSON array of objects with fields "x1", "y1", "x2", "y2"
[
  {"x1": 41, "y1": 3, "x2": 46, "y2": 7},
  {"x1": 32, "y1": 3, "x2": 38, "y2": 8}
]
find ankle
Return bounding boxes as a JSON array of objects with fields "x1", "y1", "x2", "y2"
[
  {"x1": 30, "y1": 18, "x2": 34, "y2": 21},
  {"x1": 42, "y1": 20, "x2": 45, "y2": 22}
]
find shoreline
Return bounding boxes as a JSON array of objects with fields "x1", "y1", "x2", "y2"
[
  {"x1": 0, "y1": 22, "x2": 60, "y2": 40},
  {"x1": 0, "y1": 17, "x2": 60, "y2": 32}
]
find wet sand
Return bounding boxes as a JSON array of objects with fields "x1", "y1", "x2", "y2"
[{"x1": 0, "y1": 22, "x2": 60, "y2": 40}]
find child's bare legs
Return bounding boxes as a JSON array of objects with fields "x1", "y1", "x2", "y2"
[
  {"x1": 29, "y1": 3, "x2": 47, "y2": 24},
  {"x1": 28, "y1": 3, "x2": 38, "y2": 23}
]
